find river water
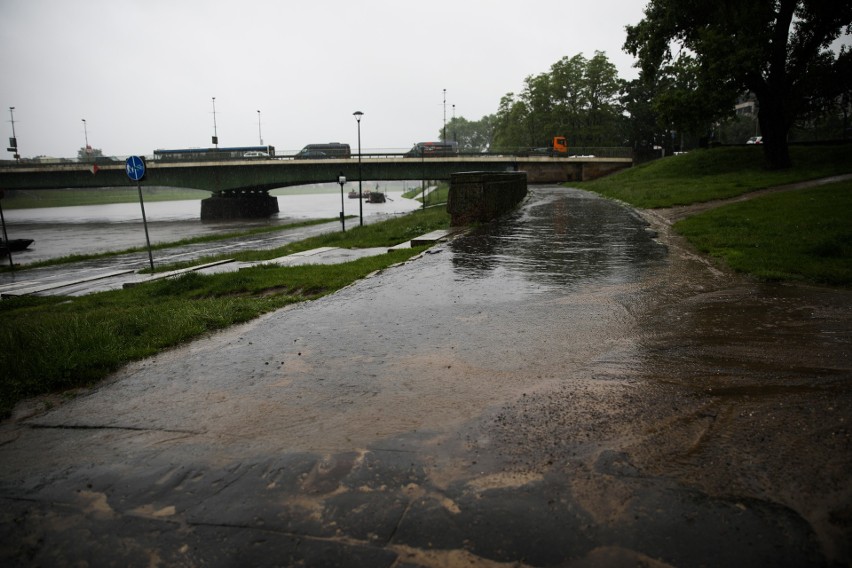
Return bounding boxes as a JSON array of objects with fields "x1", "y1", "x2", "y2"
[{"x1": 1, "y1": 185, "x2": 422, "y2": 265}]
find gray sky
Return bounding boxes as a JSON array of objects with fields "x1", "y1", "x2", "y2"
[{"x1": 1, "y1": 0, "x2": 648, "y2": 158}]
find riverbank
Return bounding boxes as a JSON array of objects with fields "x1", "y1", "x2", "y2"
[
  {"x1": 1, "y1": 186, "x2": 849, "y2": 566},
  {"x1": 0, "y1": 206, "x2": 450, "y2": 417},
  {"x1": 576, "y1": 145, "x2": 852, "y2": 287}
]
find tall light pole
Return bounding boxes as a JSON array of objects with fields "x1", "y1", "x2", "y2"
[
  {"x1": 337, "y1": 172, "x2": 346, "y2": 232},
  {"x1": 442, "y1": 89, "x2": 447, "y2": 142},
  {"x1": 81, "y1": 119, "x2": 90, "y2": 157},
  {"x1": 353, "y1": 111, "x2": 364, "y2": 226},
  {"x1": 211, "y1": 97, "x2": 218, "y2": 148},
  {"x1": 8, "y1": 107, "x2": 18, "y2": 162},
  {"x1": 257, "y1": 110, "x2": 263, "y2": 146}
]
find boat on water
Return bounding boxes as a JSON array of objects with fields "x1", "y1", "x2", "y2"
[
  {"x1": 348, "y1": 190, "x2": 373, "y2": 199},
  {"x1": 0, "y1": 238, "x2": 34, "y2": 256}
]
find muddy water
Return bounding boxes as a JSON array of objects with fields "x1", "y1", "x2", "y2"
[{"x1": 1, "y1": 186, "x2": 850, "y2": 566}]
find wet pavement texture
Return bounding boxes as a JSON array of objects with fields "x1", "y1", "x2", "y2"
[{"x1": 1, "y1": 186, "x2": 850, "y2": 567}]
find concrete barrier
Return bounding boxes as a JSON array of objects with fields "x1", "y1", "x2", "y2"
[{"x1": 447, "y1": 171, "x2": 528, "y2": 226}]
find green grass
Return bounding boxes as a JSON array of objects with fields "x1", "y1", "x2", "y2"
[
  {"x1": 0, "y1": 206, "x2": 450, "y2": 416},
  {"x1": 402, "y1": 183, "x2": 449, "y2": 205},
  {"x1": 575, "y1": 145, "x2": 852, "y2": 208},
  {"x1": 674, "y1": 180, "x2": 852, "y2": 286}
]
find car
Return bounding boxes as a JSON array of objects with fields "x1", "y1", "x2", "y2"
[
  {"x1": 746, "y1": 136, "x2": 763, "y2": 145},
  {"x1": 295, "y1": 150, "x2": 328, "y2": 159},
  {"x1": 243, "y1": 151, "x2": 269, "y2": 158}
]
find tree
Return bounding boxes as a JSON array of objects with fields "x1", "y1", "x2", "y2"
[
  {"x1": 625, "y1": 0, "x2": 852, "y2": 169},
  {"x1": 491, "y1": 52, "x2": 626, "y2": 150},
  {"x1": 440, "y1": 114, "x2": 496, "y2": 152},
  {"x1": 77, "y1": 146, "x2": 104, "y2": 162}
]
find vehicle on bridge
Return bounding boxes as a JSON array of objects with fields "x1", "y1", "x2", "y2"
[
  {"x1": 404, "y1": 141, "x2": 459, "y2": 157},
  {"x1": 152, "y1": 146, "x2": 276, "y2": 161},
  {"x1": 294, "y1": 143, "x2": 351, "y2": 159},
  {"x1": 530, "y1": 136, "x2": 569, "y2": 156}
]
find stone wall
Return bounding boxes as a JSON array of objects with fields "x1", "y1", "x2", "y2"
[{"x1": 446, "y1": 171, "x2": 528, "y2": 226}]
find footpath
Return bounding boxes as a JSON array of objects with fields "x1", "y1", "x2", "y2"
[{"x1": 1, "y1": 185, "x2": 850, "y2": 567}]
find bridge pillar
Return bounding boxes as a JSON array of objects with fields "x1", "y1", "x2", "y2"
[{"x1": 200, "y1": 189, "x2": 280, "y2": 220}]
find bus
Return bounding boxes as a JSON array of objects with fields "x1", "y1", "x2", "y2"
[
  {"x1": 294, "y1": 143, "x2": 351, "y2": 159},
  {"x1": 152, "y1": 146, "x2": 276, "y2": 161},
  {"x1": 404, "y1": 141, "x2": 459, "y2": 157}
]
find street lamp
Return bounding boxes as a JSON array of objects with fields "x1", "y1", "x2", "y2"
[
  {"x1": 337, "y1": 172, "x2": 346, "y2": 232},
  {"x1": 82, "y1": 119, "x2": 90, "y2": 156},
  {"x1": 211, "y1": 97, "x2": 218, "y2": 147},
  {"x1": 257, "y1": 110, "x2": 263, "y2": 146},
  {"x1": 8, "y1": 107, "x2": 18, "y2": 162},
  {"x1": 353, "y1": 110, "x2": 364, "y2": 226},
  {"x1": 443, "y1": 88, "x2": 447, "y2": 142}
]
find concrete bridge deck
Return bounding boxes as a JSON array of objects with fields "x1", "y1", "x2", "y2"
[{"x1": 0, "y1": 155, "x2": 632, "y2": 193}]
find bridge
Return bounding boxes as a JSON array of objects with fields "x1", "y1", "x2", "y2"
[{"x1": 0, "y1": 154, "x2": 632, "y2": 219}]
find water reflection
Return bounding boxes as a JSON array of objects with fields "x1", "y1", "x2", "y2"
[{"x1": 450, "y1": 187, "x2": 666, "y2": 290}]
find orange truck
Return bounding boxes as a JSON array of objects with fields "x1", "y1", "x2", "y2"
[{"x1": 532, "y1": 136, "x2": 569, "y2": 156}]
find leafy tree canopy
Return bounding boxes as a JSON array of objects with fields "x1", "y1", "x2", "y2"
[
  {"x1": 624, "y1": 0, "x2": 852, "y2": 169},
  {"x1": 491, "y1": 51, "x2": 625, "y2": 151},
  {"x1": 439, "y1": 114, "x2": 496, "y2": 152}
]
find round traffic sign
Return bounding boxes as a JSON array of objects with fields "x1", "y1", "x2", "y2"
[{"x1": 125, "y1": 155, "x2": 146, "y2": 181}]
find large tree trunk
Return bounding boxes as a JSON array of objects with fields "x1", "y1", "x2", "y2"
[{"x1": 754, "y1": 85, "x2": 793, "y2": 170}]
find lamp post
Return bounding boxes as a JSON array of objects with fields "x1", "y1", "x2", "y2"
[
  {"x1": 353, "y1": 111, "x2": 364, "y2": 226},
  {"x1": 211, "y1": 97, "x2": 218, "y2": 147},
  {"x1": 8, "y1": 107, "x2": 19, "y2": 162},
  {"x1": 443, "y1": 88, "x2": 447, "y2": 142},
  {"x1": 337, "y1": 172, "x2": 346, "y2": 232},
  {"x1": 81, "y1": 119, "x2": 90, "y2": 157},
  {"x1": 257, "y1": 110, "x2": 263, "y2": 146}
]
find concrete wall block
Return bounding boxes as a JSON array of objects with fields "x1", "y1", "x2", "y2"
[{"x1": 447, "y1": 171, "x2": 527, "y2": 226}]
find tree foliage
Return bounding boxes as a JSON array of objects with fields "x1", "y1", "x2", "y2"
[
  {"x1": 491, "y1": 51, "x2": 625, "y2": 151},
  {"x1": 625, "y1": 0, "x2": 852, "y2": 169},
  {"x1": 440, "y1": 114, "x2": 496, "y2": 152}
]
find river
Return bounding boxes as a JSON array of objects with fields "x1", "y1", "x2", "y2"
[{"x1": 1, "y1": 184, "x2": 423, "y2": 265}]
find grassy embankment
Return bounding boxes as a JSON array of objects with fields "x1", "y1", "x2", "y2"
[
  {"x1": 576, "y1": 144, "x2": 852, "y2": 286},
  {"x1": 0, "y1": 206, "x2": 450, "y2": 417}
]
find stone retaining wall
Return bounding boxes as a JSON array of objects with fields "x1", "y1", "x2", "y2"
[{"x1": 447, "y1": 171, "x2": 528, "y2": 226}]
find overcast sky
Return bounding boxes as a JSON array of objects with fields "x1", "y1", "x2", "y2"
[{"x1": 1, "y1": 0, "x2": 649, "y2": 158}]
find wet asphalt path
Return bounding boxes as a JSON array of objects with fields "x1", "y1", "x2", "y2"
[{"x1": 0, "y1": 186, "x2": 850, "y2": 567}]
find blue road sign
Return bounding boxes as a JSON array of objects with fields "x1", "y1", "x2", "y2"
[{"x1": 125, "y1": 155, "x2": 146, "y2": 181}]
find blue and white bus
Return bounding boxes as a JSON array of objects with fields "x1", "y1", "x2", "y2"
[{"x1": 153, "y1": 146, "x2": 276, "y2": 161}]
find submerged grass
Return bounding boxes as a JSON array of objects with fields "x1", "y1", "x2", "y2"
[
  {"x1": 1, "y1": 218, "x2": 337, "y2": 272},
  {"x1": 0, "y1": 207, "x2": 449, "y2": 416},
  {"x1": 575, "y1": 145, "x2": 852, "y2": 208},
  {"x1": 3, "y1": 187, "x2": 208, "y2": 209}
]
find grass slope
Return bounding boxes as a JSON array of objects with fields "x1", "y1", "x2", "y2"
[
  {"x1": 675, "y1": 181, "x2": 852, "y2": 286},
  {"x1": 577, "y1": 144, "x2": 852, "y2": 287},
  {"x1": 576, "y1": 145, "x2": 852, "y2": 208}
]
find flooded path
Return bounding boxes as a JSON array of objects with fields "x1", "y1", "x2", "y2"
[{"x1": 1, "y1": 186, "x2": 849, "y2": 566}]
